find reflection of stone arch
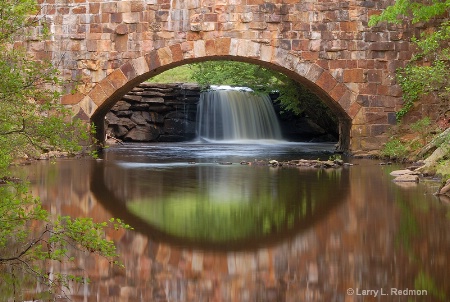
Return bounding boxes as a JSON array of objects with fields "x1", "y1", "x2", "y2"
[
  {"x1": 62, "y1": 40, "x2": 358, "y2": 150},
  {"x1": 90, "y1": 160, "x2": 350, "y2": 252}
]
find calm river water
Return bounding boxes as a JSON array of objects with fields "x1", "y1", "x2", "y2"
[{"x1": 16, "y1": 142, "x2": 450, "y2": 301}]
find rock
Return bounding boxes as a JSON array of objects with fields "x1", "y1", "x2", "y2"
[
  {"x1": 438, "y1": 180, "x2": 450, "y2": 196},
  {"x1": 115, "y1": 24, "x2": 129, "y2": 35},
  {"x1": 105, "y1": 111, "x2": 120, "y2": 124},
  {"x1": 333, "y1": 159, "x2": 344, "y2": 165},
  {"x1": 135, "y1": 90, "x2": 166, "y2": 97},
  {"x1": 181, "y1": 83, "x2": 202, "y2": 91},
  {"x1": 130, "y1": 111, "x2": 150, "y2": 125},
  {"x1": 129, "y1": 103, "x2": 149, "y2": 110},
  {"x1": 147, "y1": 112, "x2": 165, "y2": 124},
  {"x1": 105, "y1": 137, "x2": 121, "y2": 145},
  {"x1": 115, "y1": 118, "x2": 136, "y2": 129},
  {"x1": 122, "y1": 94, "x2": 142, "y2": 102},
  {"x1": 393, "y1": 174, "x2": 419, "y2": 183},
  {"x1": 322, "y1": 160, "x2": 335, "y2": 168},
  {"x1": 109, "y1": 125, "x2": 128, "y2": 137},
  {"x1": 116, "y1": 110, "x2": 132, "y2": 117},
  {"x1": 420, "y1": 146, "x2": 448, "y2": 168},
  {"x1": 390, "y1": 169, "x2": 418, "y2": 177},
  {"x1": 139, "y1": 82, "x2": 179, "y2": 89},
  {"x1": 269, "y1": 159, "x2": 279, "y2": 165},
  {"x1": 141, "y1": 97, "x2": 165, "y2": 103},
  {"x1": 111, "y1": 100, "x2": 131, "y2": 111},
  {"x1": 124, "y1": 125, "x2": 160, "y2": 141}
]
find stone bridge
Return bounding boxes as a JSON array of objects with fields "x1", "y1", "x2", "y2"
[{"x1": 28, "y1": 0, "x2": 415, "y2": 152}]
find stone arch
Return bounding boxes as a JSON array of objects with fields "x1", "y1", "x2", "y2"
[{"x1": 63, "y1": 39, "x2": 358, "y2": 151}]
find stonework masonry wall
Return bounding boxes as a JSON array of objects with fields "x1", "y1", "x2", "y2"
[
  {"x1": 23, "y1": 0, "x2": 421, "y2": 152},
  {"x1": 106, "y1": 83, "x2": 200, "y2": 142}
]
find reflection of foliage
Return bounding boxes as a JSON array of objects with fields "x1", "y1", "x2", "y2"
[
  {"x1": 414, "y1": 270, "x2": 446, "y2": 301},
  {"x1": 0, "y1": 181, "x2": 131, "y2": 300},
  {"x1": 128, "y1": 192, "x2": 302, "y2": 242},
  {"x1": 127, "y1": 167, "x2": 343, "y2": 243},
  {"x1": 394, "y1": 194, "x2": 447, "y2": 301},
  {"x1": 0, "y1": 1, "x2": 127, "y2": 298},
  {"x1": 395, "y1": 198, "x2": 419, "y2": 253}
]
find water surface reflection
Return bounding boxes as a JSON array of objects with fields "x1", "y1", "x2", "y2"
[
  {"x1": 18, "y1": 143, "x2": 450, "y2": 301},
  {"x1": 91, "y1": 157, "x2": 347, "y2": 249}
]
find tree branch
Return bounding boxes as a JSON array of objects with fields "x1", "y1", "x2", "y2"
[
  {"x1": 0, "y1": 228, "x2": 50, "y2": 262},
  {"x1": 0, "y1": 118, "x2": 25, "y2": 136}
]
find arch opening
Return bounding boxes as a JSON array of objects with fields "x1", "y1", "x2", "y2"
[{"x1": 88, "y1": 55, "x2": 352, "y2": 151}]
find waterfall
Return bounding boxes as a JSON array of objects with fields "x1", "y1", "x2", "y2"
[{"x1": 196, "y1": 86, "x2": 283, "y2": 142}]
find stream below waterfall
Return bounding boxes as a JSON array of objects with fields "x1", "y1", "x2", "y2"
[{"x1": 9, "y1": 141, "x2": 450, "y2": 301}]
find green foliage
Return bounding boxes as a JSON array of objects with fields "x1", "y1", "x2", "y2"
[
  {"x1": 0, "y1": 182, "x2": 131, "y2": 299},
  {"x1": 381, "y1": 138, "x2": 408, "y2": 159},
  {"x1": 369, "y1": 0, "x2": 450, "y2": 26},
  {"x1": 192, "y1": 61, "x2": 339, "y2": 135},
  {"x1": 328, "y1": 154, "x2": 342, "y2": 161},
  {"x1": 150, "y1": 60, "x2": 331, "y2": 116},
  {"x1": 190, "y1": 60, "x2": 277, "y2": 89},
  {"x1": 0, "y1": 0, "x2": 130, "y2": 299},
  {"x1": 0, "y1": 0, "x2": 40, "y2": 42},
  {"x1": 149, "y1": 60, "x2": 339, "y2": 136},
  {"x1": 188, "y1": 60, "x2": 305, "y2": 114},
  {"x1": 0, "y1": 47, "x2": 90, "y2": 170},
  {"x1": 370, "y1": 1, "x2": 450, "y2": 121},
  {"x1": 411, "y1": 117, "x2": 433, "y2": 145},
  {"x1": 0, "y1": 1, "x2": 91, "y2": 171},
  {"x1": 148, "y1": 65, "x2": 195, "y2": 83},
  {"x1": 396, "y1": 60, "x2": 450, "y2": 120}
]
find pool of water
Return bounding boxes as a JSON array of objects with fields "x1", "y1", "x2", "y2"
[{"x1": 12, "y1": 142, "x2": 450, "y2": 301}]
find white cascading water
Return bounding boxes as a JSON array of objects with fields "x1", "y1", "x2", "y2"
[{"x1": 196, "y1": 86, "x2": 283, "y2": 142}]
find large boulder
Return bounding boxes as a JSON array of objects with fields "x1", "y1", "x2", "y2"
[{"x1": 124, "y1": 125, "x2": 160, "y2": 141}]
